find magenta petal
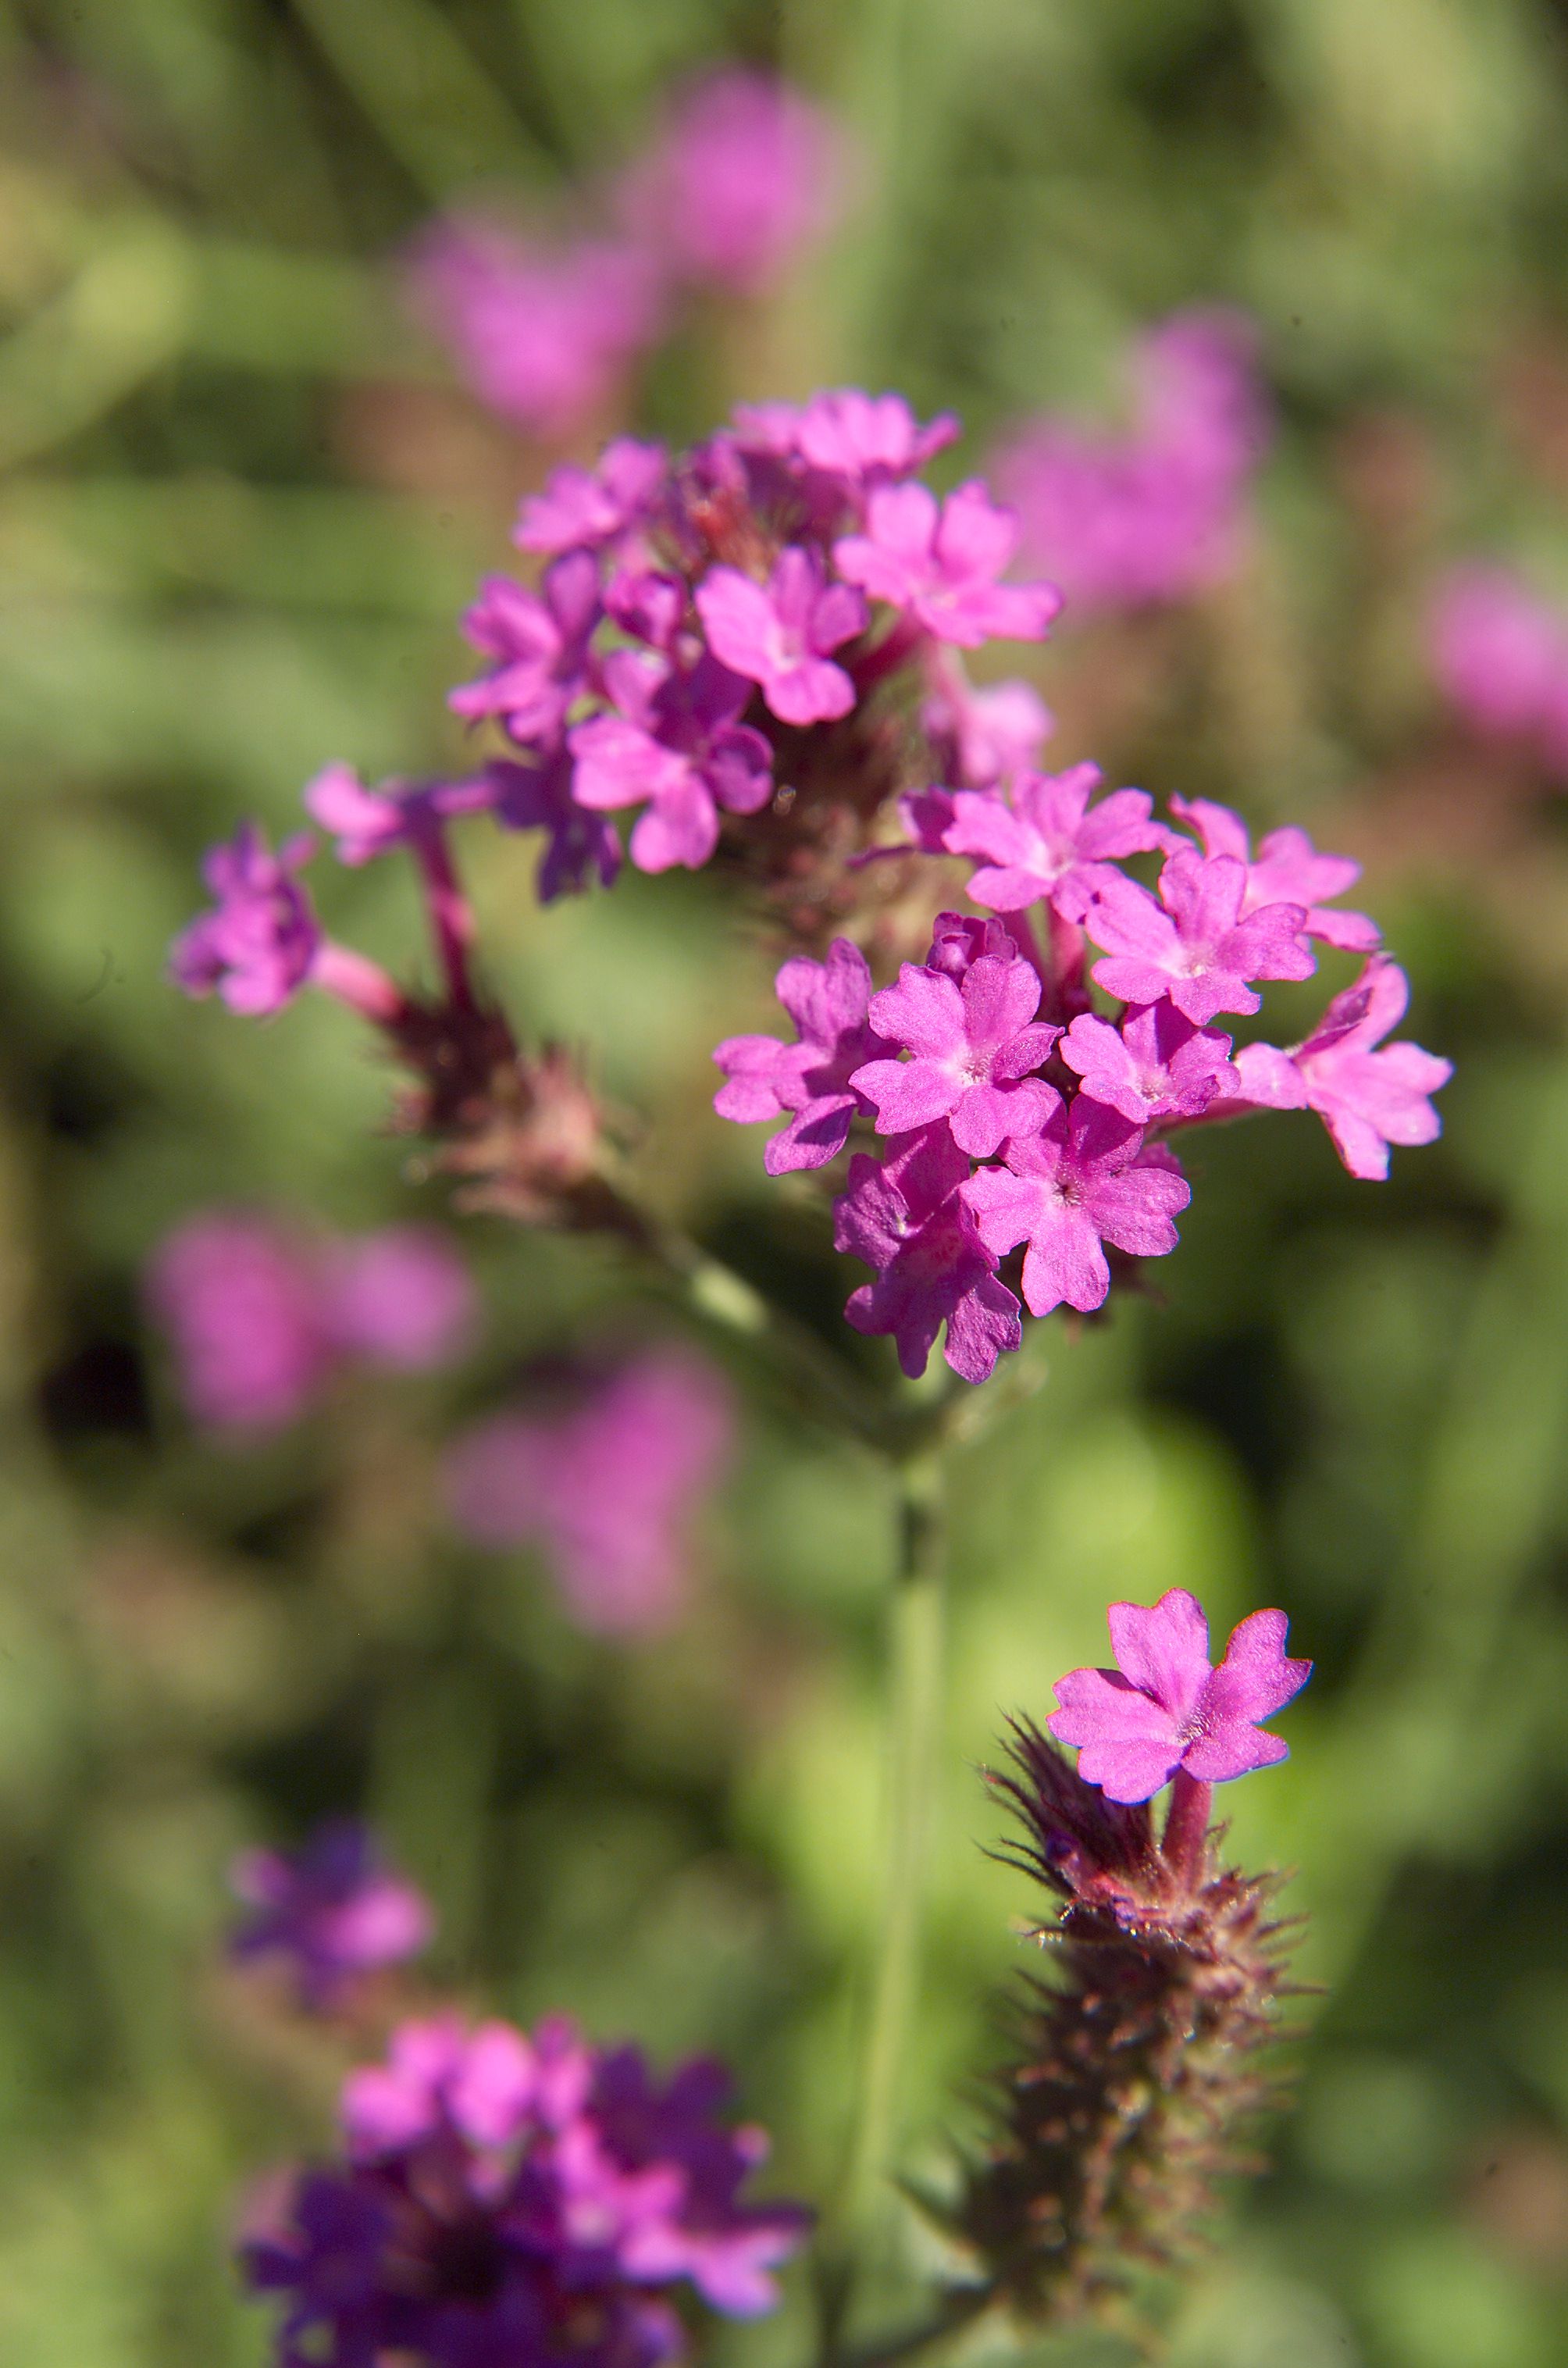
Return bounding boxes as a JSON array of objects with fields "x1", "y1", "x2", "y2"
[
  {"x1": 1076, "y1": 1738, "x2": 1186, "y2": 1803},
  {"x1": 1204, "y1": 1606, "x2": 1313, "y2": 1724},
  {"x1": 1181, "y1": 1724, "x2": 1289, "y2": 1783},
  {"x1": 1107, "y1": 1589, "x2": 1210, "y2": 1723},
  {"x1": 1049, "y1": 1665, "x2": 1181, "y2": 1749}
]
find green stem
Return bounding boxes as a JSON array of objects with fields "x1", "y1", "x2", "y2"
[{"x1": 821, "y1": 1453, "x2": 948, "y2": 2354}]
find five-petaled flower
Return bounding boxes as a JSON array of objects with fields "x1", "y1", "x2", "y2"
[
  {"x1": 696, "y1": 547, "x2": 868, "y2": 726},
  {"x1": 168, "y1": 823, "x2": 323, "y2": 1017},
  {"x1": 853, "y1": 947, "x2": 1060, "y2": 1159},
  {"x1": 1226, "y1": 954, "x2": 1453, "y2": 1181},
  {"x1": 1082, "y1": 848, "x2": 1314, "y2": 1025},
  {"x1": 714, "y1": 939, "x2": 891, "y2": 1172},
  {"x1": 834, "y1": 1127, "x2": 1021, "y2": 1383},
  {"x1": 1047, "y1": 1587, "x2": 1312, "y2": 1803},
  {"x1": 833, "y1": 480, "x2": 1062, "y2": 647},
  {"x1": 961, "y1": 1097, "x2": 1190, "y2": 1315},
  {"x1": 942, "y1": 763, "x2": 1178, "y2": 918}
]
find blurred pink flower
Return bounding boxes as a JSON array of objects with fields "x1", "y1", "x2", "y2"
[
  {"x1": 230, "y1": 1818, "x2": 433, "y2": 2009},
  {"x1": 443, "y1": 1349, "x2": 734, "y2": 1635},
  {"x1": 996, "y1": 308, "x2": 1270, "y2": 612},
  {"x1": 407, "y1": 217, "x2": 661, "y2": 440},
  {"x1": 615, "y1": 68, "x2": 845, "y2": 296},
  {"x1": 146, "y1": 1213, "x2": 476, "y2": 1435},
  {"x1": 1427, "y1": 565, "x2": 1568, "y2": 778}
]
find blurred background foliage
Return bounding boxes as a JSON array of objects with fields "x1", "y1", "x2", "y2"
[{"x1": 2, "y1": 2, "x2": 1568, "y2": 2365}]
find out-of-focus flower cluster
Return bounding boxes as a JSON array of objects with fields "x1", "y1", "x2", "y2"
[
  {"x1": 241, "y1": 2011, "x2": 809, "y2": 2367},
  {"x1": 995, "y1": 310, "x2": 1270, "y2": 612},
  {"x1": 444, "y1": 1346, "x2": 733, "y2": 1637},
  {"x1": 1427, "y1": 564, "x2": 1568, "y2": 783},
  {"x1": 145, "y1": 1211, "x2": 476, "y2": 1434},
  {"x1": 718, "y1": 780, "x2": 1450, "y2": 1382},
  {"x1": 409, "y1": 70, "x2": 846, "y2": 440},
  {"x1": 230, "y1": 1819, "x2": 434, "y2": 2010}
]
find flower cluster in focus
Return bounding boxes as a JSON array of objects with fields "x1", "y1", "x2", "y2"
[
  {"x1": 146, "y1": 1211, "x2": 476, "y2": 1433},
  {"x1": 718, "y1": 776, "x2": 1450, "y2": 1382},
  {"x1": 241, "y1": 2011, "x2": 809, "y2": 2367},
  {"x1": 444, "y1": 1346, "x2": 734, "y2": 1636}
]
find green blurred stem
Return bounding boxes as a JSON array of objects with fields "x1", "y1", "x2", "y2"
[{"x1": 821, "y1": 1452, "x2": 948, "y2": 2355}]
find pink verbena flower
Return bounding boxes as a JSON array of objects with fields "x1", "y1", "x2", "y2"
[
  {"x1": 516, "y1": 437, "x2": 669, "y2": 557},
  {"x1": 1082, "y1": 849, "x2": 1313, "y2": 1025},
  {"x1": 490, "y1": 750, "x2": 622, "y2": 900},
  {"x1": 616, "y1": 68, "x2": 844, "y2": 297},
  {"x1": 793, "y1": 388, "x2": 959, "y2": 483},
  {"x1": 1060, "y1": 1000, "x2": 1236, "y2": 1125},
  {"x1": 444, "y1": 1349, "x2": 733, "y2": 1636},
  {"x1": 833, "y1": 1127, "x2": 1021, "y2": 1382},
  {"x1": 942, "y1": 762, "x2": 1178, "y2": 916},
  {"x1": 833, "y1": 480, "x2": 1061, "y2": 647},
  {"x1": 230, "y1": 1819, "x2": 433, "y2": 2009},
  {"x1": 144, "y1": 1212, "x2": 329, "y2": 1432},
  {"x1": 1168, "y1": 794, "x2": 1377, "y2": 950},
  {"x1": 1226, "y1": 955, "x2": 1452, "y2": 1181},
  {"x1": 996, "y1": 308, "x2": 1268, "y2": 612},
  {"x1": 713, "y1": 938, "x2": 890, "y2": 1173},
  {"x1": 321, "y1": 1227, "x2": 476, "y2": 1369},
  {"x1": 851, "y1": 945, "x2": 1060, "y2": 1158},
  {"x1": 303, "y1": 765, "x2": 497, "y2": 865},
  {"x1": 450, "y1": 551, "x2": 601, "y2": 740},
  {"x1": 241, "y1": 2010, "x2": 808, "y2": 2367},
  {"x1": 168, "y1": 823, "x2": 322, "y2": 1016},
  {"x1": 408, "y1": 218, "x2": 660, "y2": 439},
  {"x1": 695, "y1": 547, "x2": 867, "y2": 726},
  {"x1": 1427, "y1": 564, "x2": 1568, "y2": 774},
  {"x1": 569, "y1": 650, "x2": 772, "y2": 872},
  {"x1": 920, "y1": 672, "x2": 1054, "y2": 789},
  {"x1": 145, "y1": 1214, "x2": 476, "y2": 1435},
  {"x1": 1046, "y1": 1587, "x2": 1311, "y2": 1803},
  {"x1": 961, "y1": 1097, "x2": 1190, "y2": 1315}
]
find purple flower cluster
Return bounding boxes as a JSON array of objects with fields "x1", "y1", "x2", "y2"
[
  {"x1": 145, "y1": 1211, "x2": 476, "y2": 1433},
  {"x1": 1048, "y1": 1589, "x2": 1312, "y2": 1805},
  {"x1": 241, "y1": 2012, "x2": 808, "y2": 2366},
  {"x1": 447, "y1": 392, "x2": 1057, "y2": 887},
  {"x1": 996, "y1": 310, "x2": 1269, "y2": 612},
  {"x1": 443, "y1": 1347, "x2": 734, "y2": 1636},
  {"x1": 230, "y1": 1819, "x2": 433, "y2": 2009},
  {"x1": 409, "y1": 70, "x2": 845, "y2": 441},
  {"x1": 716, "y1": 780, "x2": 1449, "y2": 1382},
  {"x1": 1428, "y1": 564, "x2": 1568, "y2": 781}
]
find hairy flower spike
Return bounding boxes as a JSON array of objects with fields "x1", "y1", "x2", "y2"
[{"x1": 953, "y1": 1688, "x2": 1306, "y2": 2326}]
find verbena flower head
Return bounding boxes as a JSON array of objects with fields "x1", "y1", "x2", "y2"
[
  {"x1": 615, "y1": 68, "x2": 845, "y2": 297},
  {"x1": 230, "y1": 1820, "x2": 433, "y2": 2009},
  {"x1": 434, "y1": 394, "x2": 1060, "y2": 929},
  {"x1": 956, "y1": 1685, "x2": 1304, "y2": 2320},
  {"x1": 168, "y1": 823, "x2": 322, "y2": 1017},
  {"x1": 1047, "y1": 1587, "x2": 1312, "y2": 1803},
  {"x1": 444, "y1": 1348, "x2": 733, "y2": 1635},
  {"x1": 240, "y1": 2010, "x2": 809, "y2": 2365},
  {"x1": 996, "y1": 308, "x2": 1269, "y2": 612},
  {"x1": 716, "y1": 752, "x2": 1447, "y2": 1380},
  {"x1": 1427, "y1": 563, "x2": 1568, "y2": 779},
  {"x1": 408, "y1": 216, "x2": 661, "y2": 440},
  {"x1": 145, "y1": 1213, "x2": 476, "y2": 1435}
]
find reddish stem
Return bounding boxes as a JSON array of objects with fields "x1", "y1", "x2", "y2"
[
  {"x1": 1161, "y1": 1769, "x2": 1213, "y2": 1888},
  {"x1": 412, "y1": 822, "x2": 478, "y2": 1012}
]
